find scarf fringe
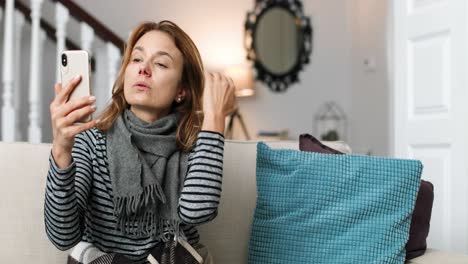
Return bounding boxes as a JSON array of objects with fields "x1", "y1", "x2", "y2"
[
  {"x1": 116, "y1": 213, "x2": 181, "y2": 240},
  {"x1": 115, "y1": 184, "x2": 166, "y2": 216},
  {"x1": 114, "y1": 184, "x2": 178, "y2": 238}
]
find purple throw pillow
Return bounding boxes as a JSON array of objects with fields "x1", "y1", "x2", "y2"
[
  {"x1": 405, "y1": 180, "x2": 434, "y2": 260},
  {"x1": 299, "y1": 134, "x2": 343, "y2": 154},
  {"x1": 299, "y1": 134, "x2": 434, "y2": 260}
]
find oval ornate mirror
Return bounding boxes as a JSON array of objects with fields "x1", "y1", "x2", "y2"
[{"x1": 245, "y1": 0, "x2": 312, "y2": 92}]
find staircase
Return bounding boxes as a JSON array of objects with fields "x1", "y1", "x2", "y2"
[{"x1": 0, "y1": 0, "x2": 124, "y2": 143}]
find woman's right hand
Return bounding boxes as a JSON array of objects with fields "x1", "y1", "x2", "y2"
[{"x1": 50, "y1": 75, "x2": 97, "y2": 168}]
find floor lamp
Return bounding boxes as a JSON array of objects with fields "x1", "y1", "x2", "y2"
[
  {"x1": 225, "y1": 109, "x2": 251, "y2": 140},
  {"x1": 223, "y1": 64, "x2": 255, "y2": 140}
]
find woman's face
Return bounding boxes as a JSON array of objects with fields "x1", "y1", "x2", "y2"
[{"x1": 124, "y1": 30, "x2": 185, "y2": 119}]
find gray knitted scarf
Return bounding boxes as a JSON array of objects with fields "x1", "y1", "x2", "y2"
[{"x1": 106, "y1": 109, "x2": 188, "y2": 240}]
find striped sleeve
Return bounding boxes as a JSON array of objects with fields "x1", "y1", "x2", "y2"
[
  {"x1": 178, "y1": 130, "x2": 224, "y2": 225},
  {"x1": 44, "y1": 132, "x2": 94, "y2": 250}
]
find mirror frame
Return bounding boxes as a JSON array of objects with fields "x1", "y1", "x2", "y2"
[{"x1": 244, "y1": 0, "x2": 312, "y2": 92}]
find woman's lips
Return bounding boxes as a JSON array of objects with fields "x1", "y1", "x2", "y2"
[{"x1": 134, "y1": 82, "x2": 150, "y2": 91}]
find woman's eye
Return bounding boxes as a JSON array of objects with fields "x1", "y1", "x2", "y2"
[
  {"x1": 156, "y1": 63, "x2": 167, "y2": 68},
  {"x1": 132, "y1": 58, "x2": 142, "y2": 62}
]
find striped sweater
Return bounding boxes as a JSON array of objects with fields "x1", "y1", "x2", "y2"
[{"x1": 44, "y1": 128, "x2": 224, "y2": 263}]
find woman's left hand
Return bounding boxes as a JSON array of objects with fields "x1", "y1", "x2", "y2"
[{"x1": 202, "y1": 72, "x2": 237, "y2": 133}]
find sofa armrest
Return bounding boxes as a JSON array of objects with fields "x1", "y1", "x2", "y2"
[{"x1": 406, "y1": 249, "x2": 468, "y2": 264}]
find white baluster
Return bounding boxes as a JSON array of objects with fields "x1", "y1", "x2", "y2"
[
  {"x1": 81, "y1": 23, "x2": 95, "y2": 109},
  {"x1": 27, "y1": 0, "x2": 44, "y2": 144},
  {"x1": 2, "y1": 0, "x2": 16, "y2": 142},
  {"x1": 55, "y1": 2, "x2": 69, "y2": 83},
  {"x1": 106, "y1": 43, "x2": 120, "y2": 101},
  {"x1": 80, "y1": 22, "x2": 95, "y2": 55},
  {"x1": 38, "y1": 29, "x2": 47, "y2": 129},
  {"x1": 13, "y1": 10, "x2": 25, "y2": 141}
]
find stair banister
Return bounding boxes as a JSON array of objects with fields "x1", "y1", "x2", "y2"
[
  {"x1": 27, "y1": 0, "x2": 44, "y2": 143},
  {"x1": 2, "y1": 0, "x2": 16, "y2": 142},
  {"x1": 13, "y1": 9, "x2": 25, "y2": 141}
]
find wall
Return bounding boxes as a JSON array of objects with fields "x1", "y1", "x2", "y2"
[
  {"x1": 0, "y1": 0, "x2": 390, "y2": 157},
  {"x1": 78, "y1": 0, "x2": 356, "y2": 144},
  {"x1": 347, "y1": 0, "x2": 389, "y2": 156},
  {"x1": 239, "y1": 0, "x2": 353, "y2": 144}
]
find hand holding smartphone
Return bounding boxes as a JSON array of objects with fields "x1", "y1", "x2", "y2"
[
  {"x1": 51, "y1": 50, "x2": 96, "y2": 168},
  {"x1": 60, "y1": 50, "x2": 92, "y2": 123}
]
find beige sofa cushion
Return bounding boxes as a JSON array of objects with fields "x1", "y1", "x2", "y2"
[
  {"x1": 0, "y1": 142, "x2": 68, "y2": 264},
  {"x1": 407, "y1": 249, "x2": 468, "y2": 264}
]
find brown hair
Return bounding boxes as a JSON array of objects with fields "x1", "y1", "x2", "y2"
[{"x1": 97, "y1": 21, "x2": 204, "y2": 152}]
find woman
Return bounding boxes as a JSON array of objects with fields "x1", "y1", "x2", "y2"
[{"x1": 45, "y1": 20, "x2": 236, "y2": 264}]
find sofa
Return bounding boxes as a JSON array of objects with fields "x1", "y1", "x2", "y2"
[{"x1": 1, "y1": 140, "x2": 468, "y2": 263}]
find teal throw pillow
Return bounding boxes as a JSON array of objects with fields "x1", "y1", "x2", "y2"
[{"x1": 248, "y1": 142, "x2": 423, "y2": 264}]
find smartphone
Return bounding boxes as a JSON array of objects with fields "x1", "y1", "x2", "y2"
[{"x1": 60, "y1": 50, "x2": 92, "y2": 122}]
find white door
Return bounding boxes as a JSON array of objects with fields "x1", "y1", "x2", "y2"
[{"x1": 391, "y1": 0, "x2": 468, "y2": 253}]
